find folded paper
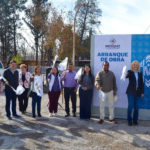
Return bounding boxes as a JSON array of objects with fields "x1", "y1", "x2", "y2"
[{"x1": 74, "y1": 68, "x2": 82, "y2": 80}]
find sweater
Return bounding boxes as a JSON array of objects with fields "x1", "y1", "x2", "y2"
[{"x1": 3, "y1": 68, "x2": 19, "y2": 91}]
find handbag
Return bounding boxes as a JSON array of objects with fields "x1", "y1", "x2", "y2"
[
  {"x1": 27, "y1": 74, "x2": 35, "y2": 98},
  {"x1": 43, "y1": 75, "x2": 50, "y2": 94}
]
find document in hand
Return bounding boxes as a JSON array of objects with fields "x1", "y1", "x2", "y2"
[
  {"x1": 113, "y1": 95, "x2": 118, "y2": 103},
  {"x1": 120, "y1": 65, "x2": 127, "y2": 81},
  {"x1": 16, "y1": 85, "x2": 25, "y2": 95},
  {"x1": 52, "y1": 55, "x2": 58, "y2": 67},
  {"x1": 99, "y1": 91, "x2": 106, "y2": 101},
  {"x1": 58, "y1": 57, "x2": 68, "y2": 71},
  {"x1": 0, "y1": 76, "x2": 6, "y2": 82},
  {"x1": 74, "y1": 68, "x2": 82, "y2": 80}
]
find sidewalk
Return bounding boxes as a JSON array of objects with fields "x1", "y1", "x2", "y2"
[{"x1": 0, "y1": 92, "x2": 150, "y2": 150}]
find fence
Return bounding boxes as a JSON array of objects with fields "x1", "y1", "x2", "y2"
[{"x1": 28, "y1": 66, "x2": 81, "y2": 74}]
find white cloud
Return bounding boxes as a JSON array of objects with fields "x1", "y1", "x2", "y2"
[{"x1": 99, "y1": 0, "x2": 150, "y2": 34}]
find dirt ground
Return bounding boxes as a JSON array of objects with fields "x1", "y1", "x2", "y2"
[{"x1": 0, "y1": 92, "x2": 150, "y2": 150}]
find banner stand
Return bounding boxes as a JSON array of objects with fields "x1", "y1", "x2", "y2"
[{"x1": 90, "y1": 35, "x2": 150, "y2": 120}]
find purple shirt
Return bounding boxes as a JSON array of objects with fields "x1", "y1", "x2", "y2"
[
  {"x1": 61, "y1": 70, "x2": 78, "y2": 89},
  {"x1": 48, "y1": 74, "x2": 63, "y2": 92}
]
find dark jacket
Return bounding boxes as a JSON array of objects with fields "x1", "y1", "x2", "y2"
[
  {"x1": 126, "y1": 70, "x2": 144, "y2": 97},
  {"x1": 3, "y1": 68, "x2": 19, "y2": 91}
]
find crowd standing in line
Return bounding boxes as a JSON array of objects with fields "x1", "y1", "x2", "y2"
[{"x1": 0, "y1": 60, "x2": 145, "y2": 126}]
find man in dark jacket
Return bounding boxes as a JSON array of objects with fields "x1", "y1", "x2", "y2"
[{"x1": 3, "y1": 60, "x2": 20, "y2": 120}]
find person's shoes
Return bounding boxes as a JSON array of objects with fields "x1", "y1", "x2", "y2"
[
  {"x1": 32, "y1": 115, "x2": 36, "y2": 118},
  {"x1": 98, "y1": 119, "x2": 104, "y2": 124},
  {"x1": 22, "y1": 111, "x2": 25, "y2": 114},
  {"x1": 85, "y1": 119, "x2": 90, "y2": 121},
  {"x1": 13, "y1": 115, "x2": 20, "y2": 118},
  {"x1": 54, "y1": 113, "x2": 58, "y2": 116},
  {"x1": 73, "y1": 113, "x2": 76, "y2": 117},
  {"x1": 49, "y1": 113, "x2": 53, "y2": 117},
  {"x1": 65, "y1": 114, "x2": 70, "y2": 117},
  {"x1": 7, "y1": 116, "x2": 12, "y2": 120},
  {"x1": 109, "y1": 119, "x2": 117, "y2": 124},
  {"x1": 133, "y1": 122, "x2": 138, "y2": 125},
  {"x1": 38, "y1": 114, "x2": 42, "y2": 117},
  {"x1": 128, "y1": 122, "x2": 132, "y2": 126}
]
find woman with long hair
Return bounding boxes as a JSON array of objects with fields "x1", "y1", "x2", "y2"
[
  {"x1": 18, "y1": 64, "x2": 31, "y2": 114},
  {"x1": 30, "y1": 66, "x2": 44, "y2": 118},
  {"x1": 78, "y1": 65, "x2": 95, "y2": 120},
  {"x1": 126, "y1": 60, "x2": 144, "y2": 126},
  {"x1": 48, "y1": 66, "x2": 63, "y2": 117}
]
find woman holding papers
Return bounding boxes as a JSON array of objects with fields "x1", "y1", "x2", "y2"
[
  {"x1": 47, "y1": 66, "x2": 63, "y2": 117},
  {"x1": 30, "y1": 66, "x2": 43, "y2": 118},
  {"x1": 18, "y1": 64, "x2": 32, "y2": 114},
  {"x1": 126, "y1": 61, "x2": 144, "y2": 126},
  {"x1": 78, "y1": 65, "x2": 94, "y2": 120},
  {"x1": 0, "y1": 74, "x2": 3, "y2": 94}
]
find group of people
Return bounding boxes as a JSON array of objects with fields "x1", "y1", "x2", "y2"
[{"x1": 0, "y1": 59, "x2": 144, "y2": 126}]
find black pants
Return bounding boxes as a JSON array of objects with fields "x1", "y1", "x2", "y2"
[
  {"x1": 64, "y1": 87, "x2": 76, "y2": 114},
  {"x1": 18, "y1": 88, "x2": 29, "y2": 112},
  {"x1": 5, "y1": 90, "x2": 17, "y2": 117}
]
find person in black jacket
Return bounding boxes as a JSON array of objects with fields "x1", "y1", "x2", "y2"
[
  {"x1": 126, "y1": 60, "x2": 144, "y2": 126},
  {"x1": 3, "y1": 60, "x2": 20, "y2": 120}
]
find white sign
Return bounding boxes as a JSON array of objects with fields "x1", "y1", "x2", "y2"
[{"x1": 93, "y1": 35, "x2": 131, "y2": 108}]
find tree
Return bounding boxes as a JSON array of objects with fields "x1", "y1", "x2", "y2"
[
  {"x1": 45, "y1": 9, "x2": 86, "y2": 63},
  {"x1": 68, "y1": 0, "x2": 102, "y2": 62},
  {"x1": 12, "y1": 54, "x2": 22, "y2": 64},
  {"x1": 0, "y1": 0, "x2": 27, "y2": 61},
  {"x1": 23, "y1": 0, "x2": 50, "y2": 65}
]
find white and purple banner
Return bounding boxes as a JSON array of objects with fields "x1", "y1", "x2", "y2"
[{"x1": 93, "y1": 34, "x2": 150, "y2": 109}]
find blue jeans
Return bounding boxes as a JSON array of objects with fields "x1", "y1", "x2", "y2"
[
  {"x1": 5, "y1": 90, "x2": 17, "y2": 117},
  {"x1": 79, "y1": 87, "x2": 93, "y2": 119},
  {"x1": 127, "y1": 93, "x2": 140, "y2": 123},
  {"x1": 32, "y1": 92, "x2": 41, "y2": 115}
]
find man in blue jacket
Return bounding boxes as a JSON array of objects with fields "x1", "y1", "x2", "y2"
[{"x1": 3, "y1": 60, "x2": 20, "y2": 120}]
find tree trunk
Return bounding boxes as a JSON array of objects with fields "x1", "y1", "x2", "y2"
[{"x1": 35, "y1": 36, "x2": 38, "y2": 66}]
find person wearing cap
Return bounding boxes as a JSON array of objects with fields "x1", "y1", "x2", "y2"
[
  {"x1": 95, "y1": 61, "x2": 117, "y2": 124},
  {"x1": 6, "y1": 56, "x2": 12, "y2": 67},
  {"x1": 126, "y1": 60, "x2": 144, "y2": 126}
]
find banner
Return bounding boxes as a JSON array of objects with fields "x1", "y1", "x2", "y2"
[{"x1": 93, "y1": 34, "x2": 150, "y2": 109}]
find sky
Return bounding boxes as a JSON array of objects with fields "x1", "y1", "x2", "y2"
[
  {"x1": 22, "y1": 0, "x2": 150, "y2": 46},
  {"x1": 40, "y1": 0, "x2": 150, "y2": 34}
]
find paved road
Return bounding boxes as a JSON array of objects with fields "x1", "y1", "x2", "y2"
[{"x1": 0, "y1": 92, "x2": 150, "y2": 150}]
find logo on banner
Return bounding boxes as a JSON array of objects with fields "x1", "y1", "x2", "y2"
[
  {"x1": 109, "y1": 38, "x2": 116, "y2": 45},
  {"x1": 105, "y1": 38, "x2": 120, "y2": 49},
  {"x1": 140, "y1": 55, "x2": 150, "y2": 87}
]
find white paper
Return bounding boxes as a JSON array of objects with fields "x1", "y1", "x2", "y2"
[
  {"x1": 58, "y1": 57, "x2": 68, "y2": 71},
  {"x1": 52, "y1": 55, "x2": 58, "y2": 67},
  {"x1": 74, "y1": 68, "x2": 82, "y2": 80},
  {"x1": 16, "y1": 85, "x2": 25, "y2": 95},
  {"x1": 0, "y1": 76, "x2": 7, "y2": 82},
  {"x1": 99, "y1": 91, "x2": 106, "y2": 101},
  {"x1": 120, "y1": 65, "x2": 127, "y2": 81},
  {"x1": 113, "y1": 96, "x2": 118, "y2": 103},
  {"x1": 34, "y1": 76, "x2": 43, "y2": 97}
]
